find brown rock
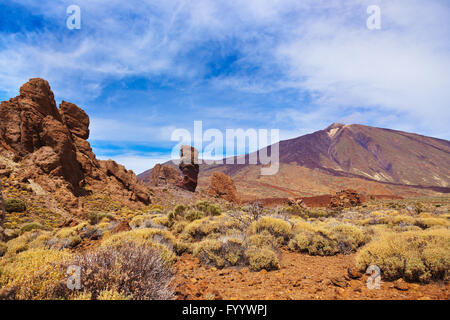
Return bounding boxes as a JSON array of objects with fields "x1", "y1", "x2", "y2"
[
  {"x1": 330, "y1": 276, "x2": 348, "y2": 288},
  {"x1": 347, "y1": 267, "x2": 363, "y2": 279},
  {"x1": 111, "y1": 220, "x2": 131, "y2": 234},
  {"x1": 328, "y1": 189, "x2": 362, "y2": 209},
  {"x1": 0, "y1": 78, "x2": 151, "y2": 211},
  {"x1": 207, "y1": 171, "x2": 239, "y2": 203},
  {"x1": 148, "y1": 163, "x2": 180, "y2": 187},
  {"x1": 393, "y1": 279, "x2": 409, "y2": 291},
  {"x1": 59, "y1": 100, "x2": 90, "y2": 139}
]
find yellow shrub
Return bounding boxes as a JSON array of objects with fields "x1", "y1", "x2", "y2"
[
  {"x1": 100, "y1": 228, "x2": 178, "y2": 263},
  {"x1": 356, "y1": 228, "x2": 450, "y2": 282},
  {"x1": 4, "y1": 230, "x2": 51, "y2": 257},
  {"x1": 289, "y1": 223, "x2": 368, "y2": 256},
  {"x1": 0, "y1": 248, "x2": 71, "y2": 299},
  {"x1": 181, "y1": 218, "x2": 222, "y2": 242},
  {"x1": 246, "y1": 231, "x2": 282, "y2": 249},
  {"x1": 245, "y1": 246, "x2": 280, "y2": 271},
  {"x1": 97, "y1": 289, "x2": 131, "y2": 300},
  {"x1": 194, "y1": 236, "x2": 246, "y2": 268},
  {"x1": 250, "y1": 217, "x2": 292, "y2": 241}
]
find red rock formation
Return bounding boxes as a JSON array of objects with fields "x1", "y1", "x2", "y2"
[
  {"x1": 207, "y1": 172, "x2": 239, "y2": 203},
  {"x1": 148, "y1": 163, "x2": 181, "y2": 187},
  {"x1": 0, "y1": 78, "x2": 150, "y2": 211},
  {"x1": 177, "y1": 145, "x2": 199, "y2": 192}
]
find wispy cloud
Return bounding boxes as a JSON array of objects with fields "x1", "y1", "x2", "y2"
[{"x1": 1, "y1": 0, "x2": 449, "y2": 172}]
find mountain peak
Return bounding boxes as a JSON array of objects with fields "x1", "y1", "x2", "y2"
[{"x1": 325, "y1": 122, "x2": 346, "y2": 131}]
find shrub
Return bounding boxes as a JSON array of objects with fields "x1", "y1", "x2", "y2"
[
  {"x1": 100, "y1": 228, "x2": 179, "y2": 262},
  {"x1": 250, "y1": 217, "x2": 292, "y2": 242},
  {"x1": 174, "y1": 204, "x2": 187, "y2": 217},
  {"x1": 196, "y1": 201, "x2": 221, "y2": 216},
  {"x1": 246, "y1": 231, "x2": 282, "y2": 250},
  {"x1": 0, "y1": 242, "x2": 7, "y2": 257},
  {"x1": 5, "y1": 199, "x2": 26, "y2": 213},
  {"x1": 194, "y1": 237, "x2": 245, "y2": 268},
  {"x1": 356, "y1": 228, "x2": 450, "y2": 282},
  {"x1": 245, "y1": 246, "x2": 280, "y2": 271},
  {"x1": 5, "y1": 230, "x2": 51, "y2": 256},
  {"x1": 61, "y1": 242, "x2": 174, "y2": 300},
  {"x1": 0, "y1": 248, "x2": 71, "y2": 299},
  {"x1": 185, "y1": 210, "x2": 204, "y2": 222},
  {"x1": 289, "y1": 222, "x2": 368, "y2": 256},
  {"x1": 182, "y1": 218, "x2": 222, "y2": 242},
  {"x1": 88, "y1": 212, "x2": 113, "y2": 225},
  {"x1": 19, "y1": 222, "x2": 44, "y2": 234}
]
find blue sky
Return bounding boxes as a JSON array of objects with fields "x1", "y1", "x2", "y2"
[{"x1": 1, "y1": 0, "x2": 449, "y2": 174}]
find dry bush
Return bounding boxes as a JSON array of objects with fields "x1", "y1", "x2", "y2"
[
  {"x1": 4, "y1": 230, "x2": 51, "y2": 257},
  {"x1": 289, "y1": 222, "x2": 368, "y2": 256},
  {"x1": 0, "y1": 248, "x2": 71, "y2": 299},
  {"x1": 246, "y1": 231, "x2": 282, "y2": 250},
  {"x1": 62, "y1": 242, "x2": 174, "y2": 300},
  {"x1": 100, "y1": 228, "x2": 182, "y2": 262},
  {"x1": 194, "y1": 236, "x2": 245, "y2": 268},
  {"x1": 356, "y1": 228, "x2": 450, "y2": 282},
  {"x1": 250, "y1": 217, "x2": 292, "y2": 242},
  {"x1": 181, "y1": 217, "x2": 223, "y2": 242},
  {"x1": 245, "y1": 246, "x2": 280, "y2": 271}
]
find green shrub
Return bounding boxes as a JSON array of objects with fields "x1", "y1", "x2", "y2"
[
  {"x1": 196, "y1": 201, "x2": 221, "y2": 216},
  {"x1": 20, "y1": 222, "x2": 44, "y2": 234},
  {"x1": 174, "y1": 204, "x2": 187, "y2": 217},
  {"x1": 5, "y1": 199, "x2": 26, "y2": 213},
  {"x1": 356, "y1": 228, "x2": 450, "y2": 282},
  {"x1": 185, "y1": 210, "x2": 204, "y2": 222}
]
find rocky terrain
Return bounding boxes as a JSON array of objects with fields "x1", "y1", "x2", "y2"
[
  {"x1": 0, "y1": 78, "x2": 150, "y2": 214},
  {"x1": 0, "y1": 79, "x2": 448, "y2": 301}
]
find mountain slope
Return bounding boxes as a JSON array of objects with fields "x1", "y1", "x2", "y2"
[
  {"x1": 274, "y1": 123, "x2": 450, "y2": 187},
  {"x1": 139, "y1": 123, "x2": 450, "y2": 199}
]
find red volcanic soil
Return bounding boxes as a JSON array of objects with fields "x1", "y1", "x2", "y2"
[{"x1": 174, "y1": 249, "x2": 449, "y2": 300}]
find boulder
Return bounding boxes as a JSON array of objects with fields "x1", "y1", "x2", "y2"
[{"x1": 207, "y1": 172, "x2": 239, "y2": 203}]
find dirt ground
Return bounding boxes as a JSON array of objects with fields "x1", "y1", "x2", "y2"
[{"x1": 174, "y1": 248, "x2": 449, "y2": 300}]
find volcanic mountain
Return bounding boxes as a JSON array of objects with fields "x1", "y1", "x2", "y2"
[{"x1": 139, "y1": 123, "x2": 450, "y2": 200}]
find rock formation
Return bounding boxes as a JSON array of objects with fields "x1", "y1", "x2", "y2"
[
  {"x1": 0, "y1": 78, "x2": 150, "y2": 212},
  {"x1": 148, "y1": 163, "x2": 181, "y2": 187},
  {"x1": 177, "y1": 145, "x2": 199, "y2": 192},
  {"x1": 328, "y1": 189, "x2": 362, "y2": 209},
  {"x1": 0, "y1": 182, "x2": 5, "y2": 242},
  {"x1": 207, "y1": 172, "x2": 239, "y2": 203}
]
